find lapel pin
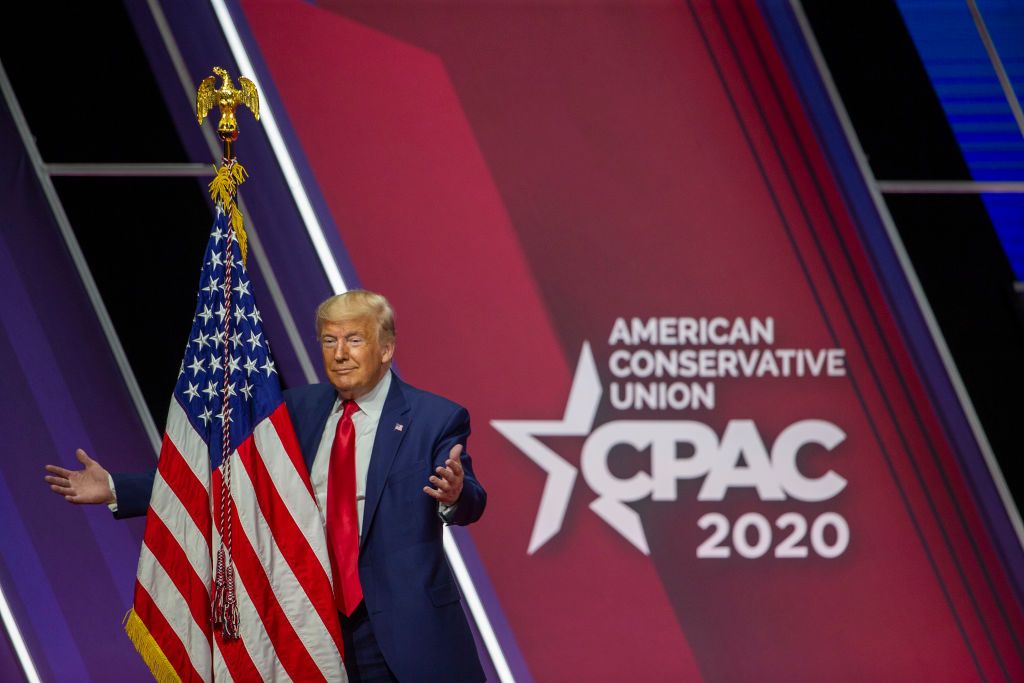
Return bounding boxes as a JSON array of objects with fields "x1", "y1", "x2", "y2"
[{"x1": 394, "y1": 423, "x2": 404, "y2": 432}]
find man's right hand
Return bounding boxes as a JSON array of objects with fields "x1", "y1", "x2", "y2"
[{"x1": 44, "y1": 449, "x2": 114, "y2": 505}]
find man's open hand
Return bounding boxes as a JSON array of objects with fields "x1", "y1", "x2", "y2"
[
  {"x1": 424, "y1": 443, "x2": 464, "y2": 506},
  {"x1": 44, "y1": 449, "x2": 114, "y2": 505}
]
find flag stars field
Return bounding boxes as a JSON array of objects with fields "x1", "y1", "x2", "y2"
[{"x1": 171, "y1": 221, "x2": 280, "y2": 451}]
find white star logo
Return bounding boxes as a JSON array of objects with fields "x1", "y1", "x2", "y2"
[
  {"x1": 247, "y1": 330, "x2": 262, "y2": 350},
  {"x1": 243, "y1": 356, "x2": 258, "y2": 376},
  {"x1": 261, "y1": 358, "x2": 277, "y2": 377},
  {"x1": 215, "y1": 303, "x2": 228, "y2": 323},
  {"x1": 248, "y1": 308, "x2": 262, "y2": 325},
  {"x1": 208, "y1": 250, "x2": 223, "y2": 269},
  {"x1": 198, "y1": 406, "x2": 213, "y2": 426},
  {"x1": 233, "y1": 280, "x2": 251, "y2": 299},
  {"x1": 230, "y1": 330, "x2": 243, "y2": 350},
  {"x1": 233, "y1": 306, "x2": 248, "y2": 325},
  {"x1": 208, "y1": 354, "x2": 222, "y2": 374},
  {"x1": 227, "y1": 355, "x2": 241, "y2": 375},
  {"x1": 491, "y1": 342, "x2": 603, "y2": 554},
  {"x1": 197, "y1": 305, "x2": 213, "y2": 325},
  {"x1": 240, "y1": 381, "x2": 254, "y2": 400},
  {"x1": 183, "y1": 382, "x2": 200, "y2": 402}
]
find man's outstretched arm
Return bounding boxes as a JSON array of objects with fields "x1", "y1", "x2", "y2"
[{"x1": 44, "y1": 450, "x2": 155, "y2": 518}]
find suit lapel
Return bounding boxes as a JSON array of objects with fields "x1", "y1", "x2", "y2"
[
  {"x1": 301, "y1": 386, "x2": 337, "y2": 473},
  {"x1": 360, "y1": 376, "x2": 410, "y2": 545}
]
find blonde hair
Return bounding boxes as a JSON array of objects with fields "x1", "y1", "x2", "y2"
[{"x1": 315, "y1": 289, "x2": 396, "y2": 344}]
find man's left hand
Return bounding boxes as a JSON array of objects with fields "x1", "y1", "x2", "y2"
[{"x1": 424, "y1": 443, "x2": 464, "y2": 506}]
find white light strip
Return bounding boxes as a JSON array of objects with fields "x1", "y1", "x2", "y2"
[
  {"x1": 877, "y1": 180, "x2": 1024, "y2": 194},
  {"x1": 0, "y1": 579, "x2": 41, "y2": 683},
  {"x1": 45, "y1": 163, "x2": 214, "y2": 177},
  {"x1": 444, "y1": 528, "x2": 515, "y2": 683},
  {"x1": 210, "y1": 0, "x2": 348, "y2": 295},
  {"x1": 207, "y1": 4, "x2": 515, "y2": 680}
]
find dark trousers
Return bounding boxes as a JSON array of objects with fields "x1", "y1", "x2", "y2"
[{"x1": 340, "y1": 602, "x2": 399, "y2": 683}]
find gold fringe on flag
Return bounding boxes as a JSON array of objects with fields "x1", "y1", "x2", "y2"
[
  {"x1": 123, "y1": 609, "x2": 183, "y2": 683},
  {"x1": 208, "y1": 161, "x2": 249, "y2": 265}
]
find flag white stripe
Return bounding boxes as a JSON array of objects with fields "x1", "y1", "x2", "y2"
[
  {"x1": 232, "y1": 451, "x2": 343, "y2": 678},
  {"x1": 252, "y1": 419, "x2": 332, "y2": 578},
  {"x1": 211, "y1": 638, "x2": 234, "y2": 683},
  {"x1": 150, "y1": 472, "x2": 213, "y2": 591},
  {"x1": 165, "y1": 398, "x2": 213, "y2": 493},
  {"x1": 138, "y1": 543, "x2": 213, "y2": 683}
]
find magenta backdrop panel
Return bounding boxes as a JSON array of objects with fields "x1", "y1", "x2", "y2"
[{"x1": 235, "y1": 0, "x2": 1024, "y2": 680}]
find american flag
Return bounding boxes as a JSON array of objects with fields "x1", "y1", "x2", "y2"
[{"x1": 124, "y1": 205, "x2": 345, "y2": 681}]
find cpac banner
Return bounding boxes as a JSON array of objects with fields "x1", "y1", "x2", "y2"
[
  {"x1": 494, "y1": 319, "x2": 849, "y2": 558},
  {"x1": 236, "y1": 0, "x2": 1024, "y2": 680}
]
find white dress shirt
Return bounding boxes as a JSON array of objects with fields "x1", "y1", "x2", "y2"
[{"x1": 309, "y1": 370, "x2": 392, "y2": 533}]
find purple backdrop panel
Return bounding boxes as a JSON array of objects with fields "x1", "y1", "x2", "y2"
[{"x1": 0, "y1": 98, "x2": 155, "y2": 681}]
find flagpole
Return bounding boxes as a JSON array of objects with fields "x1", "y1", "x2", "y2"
[{"x1": 196, "y1": 67, "x2": 260, "y2": 639}]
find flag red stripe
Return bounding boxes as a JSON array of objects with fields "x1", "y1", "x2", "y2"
[
  {"x1": 236, "y1": 436, "x2": 344, "y2": 654},
  {"x1": 158, "y1": 434, "x2": 213, "y2": 550},
  {"x1": 212, "y1": 467, "x2": 327, "y2": 680},
  {"x1": 133, "y1": 580, "x2": 205, "y2": 683},
  {"x1": 215, "y1": 628, "x2": 264, "y2": 682},
  {"x1": 143, "y1": 512, "x2": 213, "y2": 640}
]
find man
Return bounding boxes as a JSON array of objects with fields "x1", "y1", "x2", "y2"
[{"x1": 45, "y1": 290, "x2": 487, "y2": 682}]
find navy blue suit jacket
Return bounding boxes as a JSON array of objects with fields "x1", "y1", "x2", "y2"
[{"x1": 114, "y1": 373, "x2": 487, "y2": 682}]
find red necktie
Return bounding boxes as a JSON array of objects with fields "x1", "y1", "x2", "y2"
[{"x1": 326, "y1": 400, "x2": 363, "y2": 616}]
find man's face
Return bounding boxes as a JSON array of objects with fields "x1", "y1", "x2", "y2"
[{"x1": 319, "y1": 317, "x2": 395, "y2": 400}]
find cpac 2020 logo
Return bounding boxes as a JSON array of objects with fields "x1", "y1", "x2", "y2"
[{"x1": 492, "y1": 339, "x2": 848, "y2": 557}]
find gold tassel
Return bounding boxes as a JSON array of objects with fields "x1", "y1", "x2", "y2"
[
  {"x1": 207, "y1": 162, "x2": 249, "y2": 265},
  {"x1": 123, "y1": 609, "x2": 183, "y2": 683},
  {"x1": 230, "y1": 204, "x2": 247, "y2": 262}
]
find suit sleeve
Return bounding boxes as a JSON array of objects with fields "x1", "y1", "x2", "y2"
[
  {"x1": 433, "y1": 405, "x2": 486, "y2": 526},
  {"x1": 111, "y1": 470, "x2": 156, "y2": 519}
]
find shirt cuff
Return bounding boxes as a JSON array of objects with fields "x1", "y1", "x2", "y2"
[
  {"x1": 438, "y1": 502, "x2": 458, "y2": 524},
  {"x1": 106, "y1": 473, "x2": 119, "y2": 513}
]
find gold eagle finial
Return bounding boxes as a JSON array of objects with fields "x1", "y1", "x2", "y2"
[{"x1": 196, "y1": 66, "x2": 260, "y2": 141}]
